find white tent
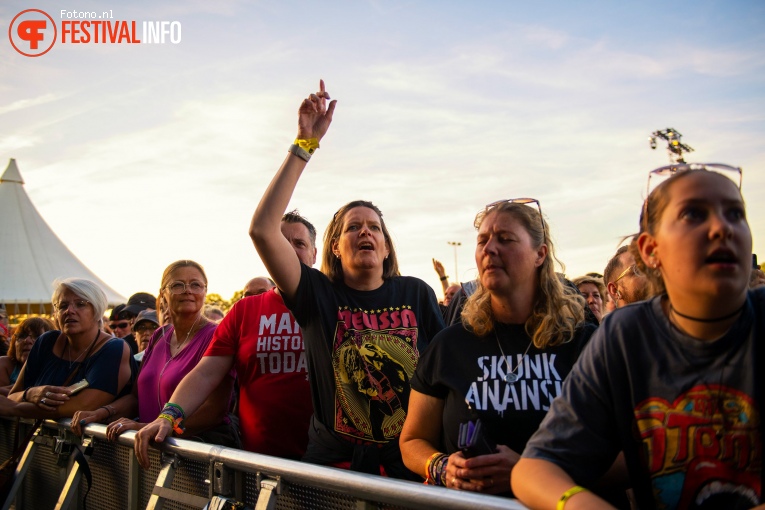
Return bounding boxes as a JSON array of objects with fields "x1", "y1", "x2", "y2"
[{"x1": 0, "y1": 159, "x2": 126, "y2": 314}]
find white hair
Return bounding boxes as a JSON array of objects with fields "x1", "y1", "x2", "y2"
[{"x1": 51, "y1": 278, "x2": 108, "y2": 319}]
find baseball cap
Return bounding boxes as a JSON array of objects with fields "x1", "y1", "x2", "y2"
[
  {"x1": 123, "y1": 292, "x2": 157, "y2": 315},
  {"x1": 132, "y1": 309, "x2": 159, "y2": 331}
]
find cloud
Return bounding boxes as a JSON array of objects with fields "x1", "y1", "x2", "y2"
[{"x1": 0, "y1": 94, "x2": 60, "y2": 116}]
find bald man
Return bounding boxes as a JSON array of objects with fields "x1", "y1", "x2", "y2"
[{"x1": 243, "y1": 277, "x2": 275, "y2": 297}]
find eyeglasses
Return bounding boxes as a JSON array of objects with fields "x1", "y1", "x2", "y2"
[
  {"x1": 15, "y1": 334, "x2": 36, "y2": 343},
  {"x1": 134, "y1": 323, "x2": 158, "y2": 334},
  {"x1": 646, "y1": 163, "x2": 742, "y2": 197},
  {"x1": 110, "y1": 321, "x2": 131, "y2": 330},
  {"x1": 613, "y1": 264, "x2": 643, "y2": 283},
  {"x1": 166, "y1": 281, "x2": 207, "y2": 295},
  {"x1": 478, "y1": 198, "x2": 546, "y2": 241},
  {"x1": 54, "y1": 299, "x2": 91, "y2": 312}
]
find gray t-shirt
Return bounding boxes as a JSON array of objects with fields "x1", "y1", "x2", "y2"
[{"x1": 522, "y1": 289, "x2": 764, "y2": 510}]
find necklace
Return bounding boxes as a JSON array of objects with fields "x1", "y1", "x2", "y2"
[
  {"x1": 670, "y1": 301, "x2": 746, "y2": 323},
  {"x1": 158, "y1": 315, "x2": 203, "y2": 410},
  {"x1": 67, "y1": 329, "x2": 101, "y2": 370},
  {"x1": 170, "y1": 314, "x2": 203, "y2": 357},
  {"x1": 494, "y1": 327, "x2": 533, "y2": 383}
]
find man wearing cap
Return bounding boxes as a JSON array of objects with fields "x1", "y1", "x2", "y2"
[
  {"x1": 132, "y1": 310, "x2": 160, "y2": 363},
  {"x1": 110, "y1": 292, "x2": 157, "y2": 355},
  {"x1": 135, "y1": 211, "x2": 316, "y2": 464}
]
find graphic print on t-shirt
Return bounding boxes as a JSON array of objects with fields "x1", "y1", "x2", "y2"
[
  {"x1": 332, "y1": 305, "x2": 419, "y2": 443},
  {"x1": 464, "y1": 353, "x2": 565, "y2": 414},
  {"x1": 635, "y1": 385, "x2": 761, "y2": 510}
]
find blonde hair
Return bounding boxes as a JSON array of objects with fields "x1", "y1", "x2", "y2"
[{"x1": 461, "y1": 202, "x2": 586, "y2": 348}]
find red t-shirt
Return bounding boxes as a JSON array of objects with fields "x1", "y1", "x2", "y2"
[{"x1": 205, "y1": 289, "x2": 312, "y2": 459}]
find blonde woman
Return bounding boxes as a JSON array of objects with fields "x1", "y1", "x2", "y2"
[{"x1": 400, "y1": 199, "x2": 595, "y2": 495}]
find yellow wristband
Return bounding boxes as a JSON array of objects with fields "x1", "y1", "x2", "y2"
[
  {"x1": 557, "y1": 485, "x2": 587, "y2": 510},
  {"x1": 294, "y1": 138, "x2": 320, "y2": 154}
]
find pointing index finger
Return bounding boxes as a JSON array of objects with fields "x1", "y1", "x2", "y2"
[{"x1": 319, "y1": 79, "x2": 331, "y2": 100}]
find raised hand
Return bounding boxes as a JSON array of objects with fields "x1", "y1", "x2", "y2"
[
  {"x1": 297, "y1": 79, "x2": 337, "y2": 142},
  {"x1": 432, "y1": 259, "x2": 447, "y2": 279}
]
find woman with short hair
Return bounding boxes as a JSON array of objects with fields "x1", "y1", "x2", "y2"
[
  {"x1": 8, "y1": 278, "x2": 135, "y2": 418},
  {"x1": 400, "y1": 199, "x2": 595, "y2": 495},
  {"x1": 512, "y1": 166, "x2": 761, "y2": 509}
]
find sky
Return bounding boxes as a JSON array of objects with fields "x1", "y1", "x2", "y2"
[{"x1": 2, "y1": 0, "x2": 764, "y2": 301}]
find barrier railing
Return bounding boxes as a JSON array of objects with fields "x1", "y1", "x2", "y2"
[{"x1": 1, "y1": 417, "x2": 528, "y2": 510}]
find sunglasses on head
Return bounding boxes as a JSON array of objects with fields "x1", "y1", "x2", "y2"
[{"x1": 478, "y1": 198, "x2": 546, "y2": 241}]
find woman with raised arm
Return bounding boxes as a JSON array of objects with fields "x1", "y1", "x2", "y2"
[
  {"x1": 512, "y1": 166, "x2": 763, "y2": 510},
  {"x1": 400, "y1": 199, "x2": 596, "y2": 496},
  {"x1": 248, "y1": 80, "x2": 444, "y2": 479}
]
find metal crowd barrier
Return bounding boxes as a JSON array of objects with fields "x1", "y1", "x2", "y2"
[{"x1": 1, "y1": 417, "x2": 527, "y2": 510}]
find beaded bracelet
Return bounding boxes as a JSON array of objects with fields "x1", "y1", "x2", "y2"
[
  {"x1": 424, "y1": 452, "x2": 445, "y2": 485},
  {"x1": 426, "y1": 453, "x2": 448, "y2": 486}
]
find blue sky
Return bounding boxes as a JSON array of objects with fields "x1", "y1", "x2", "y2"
[{"x1": 2, "y1": 0, "x2": 763, "y2": 299}]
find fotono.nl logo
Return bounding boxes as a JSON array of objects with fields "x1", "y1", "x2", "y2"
[
  {"x1": 9, "y1": 9, "x2": 57, "y2": 57},
  {"x1": 8, "y1": 8, "x2": 182, "y2": 57}
]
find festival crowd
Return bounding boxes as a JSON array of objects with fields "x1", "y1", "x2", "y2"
[{"x1": 1, "y1": 81, "x2": 764, "y2": 510}]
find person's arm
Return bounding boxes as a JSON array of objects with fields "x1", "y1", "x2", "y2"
[
  {"x1": 14, "y1": 342, "x2": 134, "y2": 419},
  {"x1": 400, "y1": 389, "x2": 445, "y2": 478},
  {"x1": 249, "y1": 80, "x2": 336, "y2": 301},
  {"x1": 432, "y1": 259, "x2": 449, "y2": 295},
  {"x1": 512, "y1": 458, "x2": 614, "y2": 510},
  {"x1": 182, "y1": 371, "x2": 234, "y2": 436},
  {"x1": 134, "y1": 354, "x2": 233, "y2": 469}
]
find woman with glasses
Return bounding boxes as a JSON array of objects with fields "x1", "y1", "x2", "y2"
[
  {"x1": 513, "y1": 167, "x2": 762, "y2": 509},
  {"x1": 72, "y1": 260, "x2": 237, "y2": 448},
  {"x1": 248, "y1": 81, "x2": 444, "y2": 479},
  {"x1": 7, "y1": 278, "x2": 135, "y2": 418},
  {"x1": 0, "y1": 317, "x2": 55, "y2": 395},
  {"x1": 400, "y1": 199, "x2": 595, "y2": 495}
]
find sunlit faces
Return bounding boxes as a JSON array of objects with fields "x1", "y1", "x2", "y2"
[
  {"x1": 243, "y1": 277, "x2": 274, "y2": 297},
  {"x1": 109, "y1": 319, "x2": 133, "y2": 339},
  {"x1": 640, "y1": 171, "x2": 752, "y2": 299},
  {"x1": 577, "y1": 282, "x2": 603, "y2": 321},
  {"x1": 56, "y1": 289, "x2": 98, "y2": 336},
  {"x1": 332, "y1": 207, "x2": 390, "y2": 272},
  {"x1": 133, "y1": 321, "x2": 159, "y2": 352},
  {"x1": 164, "y1": 266, "x2": 207, "y2": 316},
  {"x1": 14, "y1": 331, "x2": 40, "y2": 363},
  {"x1": 612, "y1": 251, "x2": 650, "y2": 306},
  {"x1": 444, "y1": 284, "x2": 460, "y2": 306},
  {"x1": 475, "y1": 211, "x2": 546, "y2": 295},
  {"x1": 281, "y1": 222, "x2": 317, "y2": 266}
]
